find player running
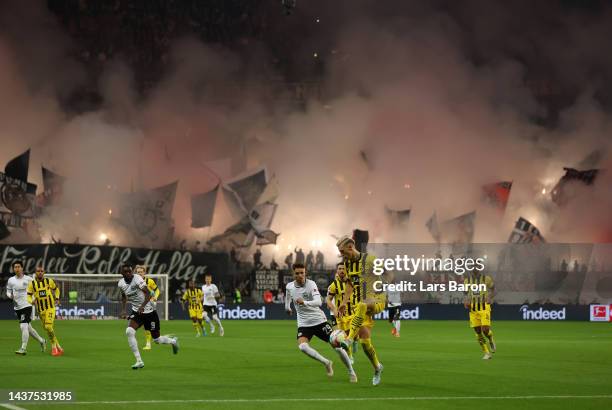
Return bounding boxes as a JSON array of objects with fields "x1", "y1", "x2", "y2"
[
  {"x1": 336, "y1": 235, "x2": 386, "y2": 386},
  {"x1": 6, "y1": 261, "x2": 46, "y2": 355},
  {"x1": 27, "y1": 265, "x2": 63, "y2": 356},
  {"x1": 464, "y1": 268, "x2": 496, "y2": 359},
  {"x1": 181, "y1": 280, "x2": 206, "y2": 337},
  {"x1": 286, "y1": 263, "x2": 357, "y2": 383},
  {"x1": 386, "y1": 274, "x2": 402, "y2": 338},
  {"x1": 325, "y1": 263, "x2": 357, "y2": 362},
  {"x1": 134, "y1": 265, "x2": 160, "y2": 350},
  {"x1": 118, "y1": 265, "x2": 178, "y2": 369},
  {"x1": 202, "y1": 274, "x2": 224, "y2": 336}
]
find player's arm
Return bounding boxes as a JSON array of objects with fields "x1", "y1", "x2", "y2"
[
  {"x1": 26, "y1": 281, "x2": 34, "y2": 304},
  {"x1": 50, "y1": 278, "x2": 60, "y2": 305},
  {"x1": 137, "y1": 285, "x2": 153, "y2": 314},
  {"x1": 6, "y1": 280, "x2": 14, "y2": 300},
  {"x1": 302, "y1": 285, "x2": 322, "y2": 307},
  {"x1": 119, "y1": 291, "x2": 127, "y2": 318},
  {"x1": 284, "y1": 286, "x2": 292, "y2": 315},
  {"x1": 325, "y1": 284, "x2": 337, "y2": 315},
  {"x1": 339, "y1": 280, "x2": 353, "y2": 316},
  {"x1": 486, "y1": 276, "x2": 495, "y2": 304},
  {"x1": 180, "y1": 292, "x2": 188, "y2": 310}
]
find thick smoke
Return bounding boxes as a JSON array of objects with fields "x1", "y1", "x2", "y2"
[{"x1": 0, "y1": 1, "x2": 611, "y2": 258}]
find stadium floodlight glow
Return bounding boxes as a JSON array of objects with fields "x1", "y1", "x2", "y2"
[{"x1": 99, "y1": 233, "x2": 108, "y2": 241}]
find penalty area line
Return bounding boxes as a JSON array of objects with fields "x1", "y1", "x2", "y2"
[{"x1": 19, "y1": 394, "x2": 612, "y2": 405}]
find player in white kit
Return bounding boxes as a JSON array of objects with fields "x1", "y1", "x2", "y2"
[
  {"x1": 387, "y1": 283, "x2": 402, "y2": 337},
  {"x1": 6, "y1": 261, "x2": 46, "y2": 355},
  {"x1": 118, "y1": 265, "x2": 179, "y2": 369},
  {"x1": 285, "y1": 263, "x2": 357, "y2": 383},
  {"x1": 202, "y1": 274, "x2": 224, "y2": 336}
]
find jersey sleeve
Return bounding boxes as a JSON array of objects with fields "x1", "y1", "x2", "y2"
[
  {"x1": 49, "y1": 278, "x2": 60, "y2": 299},
  {"x1": 486, "y1": 275, "x2": 494, "y2": 289},
  {"x1": 147, "y1": 278, "x2": 160, "y2": 298},
  {"x1": 364, "y1": 254, "x2": 377, "y2": 275},
  {"x1": 212, "y1": 284, "x2": 219, "y2": 294},
  {"x1": 182, "y1": 291, "x2": 188, "y2": 301},
  {"x1": 284, "y1": 285, "x2": 292, "y2": 310},
  {"x1": 327, "y1": 281, "x2": 337, "y2": 296},
  {"x1": 6, "y1": 278, "x2": 14, "y2": 298},
  {"x1": 135, "y1": 275, "x2": 147, "y2": 290},
  {"x1": 26, "y1": 281, "x2": 34, "y2": 303}
]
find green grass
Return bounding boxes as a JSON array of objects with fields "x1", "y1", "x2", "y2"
[{"x1": 0, "y1": 320, "x2": 611, "y2": 410}]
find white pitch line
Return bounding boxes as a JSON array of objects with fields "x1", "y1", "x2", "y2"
[
  {"x1": 21, "y1": 394, "x2": 612, "y2": 405},
  {"x1": 0, "y1": 403, "x2": 29, "y2": 410}
]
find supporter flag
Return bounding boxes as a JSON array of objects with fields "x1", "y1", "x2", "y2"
[
  {"x1": 250, "y1": 202, "x2": 278, "y2": 232},
  {"x1": 481, "y1": 181, "x2": 512, "y2": 212},
  {"x1": 1, "y1": 149, "x2": 37, "y2": 229},
  {"x1": 41, "y1": 166, "x2": 66, "y2": 206},
  {"x1": 0, "y1": 219, "x2": 10, "y2": 240},
  {"x1": 425, "y1": 211, "x2": 441, "y2": 243},
  {"x1": 191, "y1": 185, "x2": 219, "y2": 228},
  {"x1": 385, "y1": 206, "x2": 411, "y2": 227},
  {"x1": 5, "y1": 149, "x2": 30, "y2": 182},
  {"x1": 207, "y1": 217, "x2": 255, "y2": 249},
  {"x1": 441, "y1": 211, "x2": 476, "y2": 245},
  {"x1": 508, "y1": 217, "x2": 545, "y2": 243},
  {"x1": 226, "y1": 167, "x2": 267, "y2": 211},
  {"x1": 551, "y1": 167, "x2": 599, "y2": 205},
  {"x1": 256, "y1": 230, "x2": 280, "y2": 245},
  {"x1": 117, "y1": 181, "x2": 178, "y2": 246}
]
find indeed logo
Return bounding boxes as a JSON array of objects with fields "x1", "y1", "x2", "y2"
[
  {"x1": 56, "y1": 305, "x2": 105, "y2": 317},
  {"x1": 519, "y1": 305, "x2": 566, "y2": 320},
  {"x1": 375, "y1": 307, "x2": 420, "y2": 320},
  {"x1": 218, "y1": 305, "x2": 266, "y2": 320}
]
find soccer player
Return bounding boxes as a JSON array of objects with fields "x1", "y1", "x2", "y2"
[
  {"x1": 386, "y1": 274, "x2": 402, "y2": 338},
  {"x1": 286, "y1": 263, "x2": 357, "y2": 383},
  {"x1": 325, "y1": 263, "x2": 357, "y2": 362},
  {"x1": 134, "y1": 265, "x2": 160, "y2": 350},
  {"x1": 27, "y1": 265, "x2": 63, "y2": 356},
  {"x1": 464, "y1": 268, "x2": 496, "y2": 359},
  {"x1": 336, "y1": 235, "x2": 386, "y2": 386},
  {"x1": 181, "y1": 280, "x2": 206, "y2": 337},
  {"x1": 118, "y1": 265, "x2": 178, "y2": 369},
  {"x1": 202, "y1": 274, "x2": 224, "y2": 336},
  {"x1": 7, "y1": 261, "x2": 46, "y2": 355}
]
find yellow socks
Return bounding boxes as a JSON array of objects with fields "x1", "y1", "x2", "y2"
[{"x1": 360, "y1": 338, "x2": 380, "y2": 369}]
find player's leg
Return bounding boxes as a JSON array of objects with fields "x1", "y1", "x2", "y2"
[
  {"x1": 26, "y1": 311, "x2": 45, "y2": 351},
  {"x1": 212, "y1": 306, "x2": 224, "y2": 336},
  {"x1": 43, "y1": 310, "x2": 62, "y2": 356},
  {"x1": 143, "y1": 330, "x2": 153, "y2": 350},
  {"x1": 473, "y1": 322, "x2": 491, "y2": 359},
  {"x1": 197, "y1": 310, "x2": 207, "y2": 336},
  {"x1": 203, "y1": 309, "x2": 215, "y2": 333},
  {"x1": 297, "y1": 328, "x2": 333, "y2": 375},
  {"x1": 189, "y1": 308, "x2": 201, "y2": 336},
  {"x1": 388, "y1": 309, "x2": 396, "y2": 336},
  {"x1": 359, "y1": 326, "x2": 383, "y2": 386},
  {"x1": 149, "y1": 312, "x2": 179, "y2": 354},
  {"x1": 126, "y1": 319, "x2": 144, "y2": 369},
  {"x1": 482, "y1": 307, "x2": 495, "y2": 352},
  {"x1": 15, "y1": 308, "x2": 30, "y2": 355},
  {"x1": 346, "y1": 302, "x2": 367, "y2": 344},
  {"x1": 393, "y1": 307, "x2": 401, "y2": 337}
]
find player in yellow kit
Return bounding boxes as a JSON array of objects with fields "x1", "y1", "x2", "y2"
[
  {"x1": 181, "y1": 280, "x2": 206, "y2": 337},
  {"x1": 325, "y1": 263, "x2": 357, "y2": 362},
  {"x1": 336, "y1": 235, "x2": 386, "y2": 386},
  {"x1": 464, "y1": 269, "x2": 496, "y2": 359},
  {"x1": 135, "y1": 265, "x2": 160, "y2": 350},
  {"x1": 27, "y1": 265, "x2": 63, "y2": 356}
]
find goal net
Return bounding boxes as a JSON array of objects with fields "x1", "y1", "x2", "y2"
[{"x1": 46, "y1": 274, "x2": 169, "y2": 320}]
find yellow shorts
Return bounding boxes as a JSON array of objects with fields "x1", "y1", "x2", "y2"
[
  {"x1": 40, "y1": 309, "x2": 55, "y2": 327},
  {"x1": 189, "y1": 308, "x2": 203, "y2": 320},
  {"x1": 469, "y1": 307, "x2": 491, "y2": 328},
  {"x1": 337, "y1": 315, "x2": 352, "y2": 332}
]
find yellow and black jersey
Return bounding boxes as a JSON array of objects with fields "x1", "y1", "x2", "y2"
[
  {"x1": 327, "y1": 277, "x2": 354, "y2": 316},
  {"x1": 464, "y1": 273, "x2": 494, "y2": 312},
  {"x1": 145, "y1": 277, "x2": 160, "y2": 299},
  {"x1": 182, "y1": 288, "x2": 203, "y2": 310},
  {"x1": 27, "y1": 277, "x2": 59, "y2": 312},
  {"x1": 343, "y1": 252, "x2": 384, "y2": 304}
]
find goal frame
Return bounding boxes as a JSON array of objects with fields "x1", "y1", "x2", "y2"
[{"x1": 46, "y1": 274, "x2": 170, "y2": 320}]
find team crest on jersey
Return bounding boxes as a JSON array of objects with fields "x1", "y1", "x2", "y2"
[{"x1": 1, "y1": 182, "x2": 31, "y2": 215}]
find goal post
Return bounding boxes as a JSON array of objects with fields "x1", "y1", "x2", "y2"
[{"x1": 46, "y1": 274, "x2": 169, "y2": 320}]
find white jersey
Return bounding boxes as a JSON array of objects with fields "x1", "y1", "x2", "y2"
[
  {"x1": 202, "y1": 284, "x2": 219, "y2": 306},
  {"x1": 285, "y1": 279, "x2": 327, "y2": 328},
  {"x1": 6, "y1": 275, "x2": 33, "y2": 310},
  {"x1": 118, "y1": 274, "x2": 155, "y2": 314}
]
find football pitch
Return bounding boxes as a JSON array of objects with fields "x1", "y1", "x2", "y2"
[{"x1": 0, "y1": 320, "x2": 611, "y2": 410}]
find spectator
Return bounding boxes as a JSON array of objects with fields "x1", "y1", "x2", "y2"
[
  {"x1": 274, "y1": 287, "x2": 285, "y2": 304},
  {"x1": 284, "y1": 252, "x2": 293, "y2": 270},
  {"x1": 294, "y1": 247, "x2": 305, "y2": 264},
  {"x1": 306, "y1": 250, "x2": 314, "y2": 270},
  {"x1": 560, "y1": 259, "x2": 568, "y2": 271},
  {"x1": 253, "y1": 248, "x2": 263, "y2": 269},
  {"x1": 263, "y1": 289, "x2": 273, "y2": 303},
  {"x1": 233, "y1": 288, "x2": 242, "y2": 304},
  {"x1": 270, "y1": 258, "x2": 279, "y2": 270},
  {"x1": 315, "y1": 250, "x2": 324, "y2": 270}
]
